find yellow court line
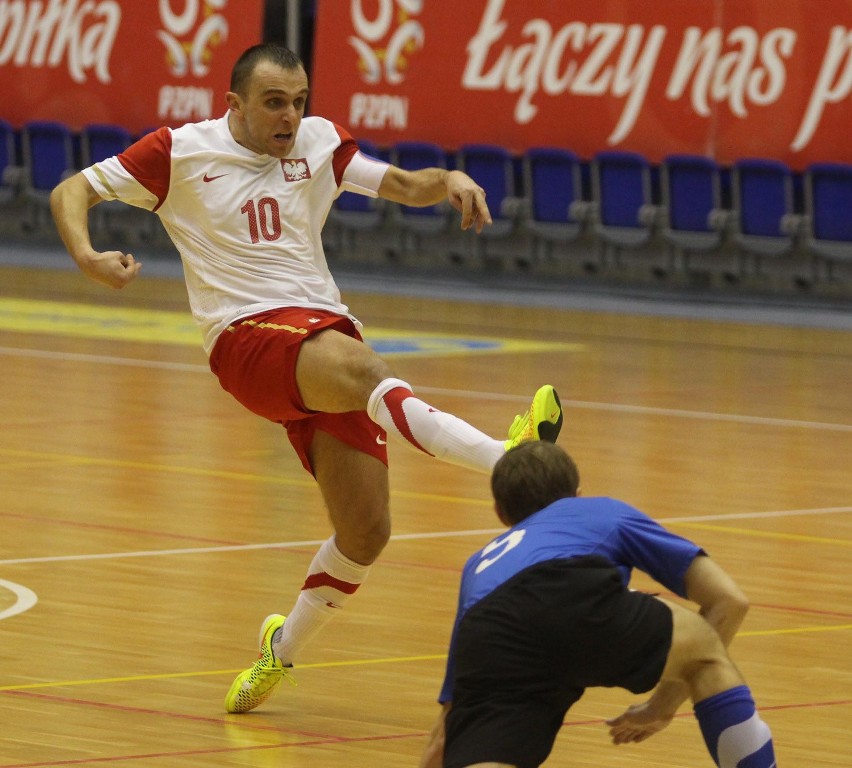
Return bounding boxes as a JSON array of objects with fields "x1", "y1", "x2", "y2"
[
  {"x1": 0, "y1": 458, "x2": 86, "y2": 472},
  {"x1": 670, "y1": 521, "x2": 851, "y2": 546},
  {"x1": 0, "y1": 298, "x2": 201, "y2": 346},
  {"x1": 0, "y1": 447, "x2": 491, "y2": 506},
  {"x1": 739, "y1": 624, "x2": 852, "y2": 638},
  {"x1": 0, "y1": 297, "x2": 582, "y2": 357},
  {"x1": 3, "y1": 448, "x2": 848, "y2": 526},
  {"x1": 299, "y1": 654, "x2": 447, "y2": 669},
  {"x1": 1, "y1": 625, "x2": 849, "y2": 693},
  {"x1": 0, "y1": 654, "x2": 448, "y2": 692},
  {"x1": 0, "y1": 447, "x2": 316, "y2": 488}
]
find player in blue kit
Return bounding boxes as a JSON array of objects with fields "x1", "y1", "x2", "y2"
[{"x1": 419, "y1": 441, "x2": 777, "y2": 768}]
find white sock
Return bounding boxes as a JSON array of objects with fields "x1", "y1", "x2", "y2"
[
  {"x1": 272, "y1": 537, "x2": 370, "y2": 665},
  {"x1": 366, "y1": 377, "x2": 504, "y2": 474}
]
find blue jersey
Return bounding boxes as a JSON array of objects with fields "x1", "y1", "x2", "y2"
[{"x1": 439, "y1": 496, "x2": 703, "y2": 702}]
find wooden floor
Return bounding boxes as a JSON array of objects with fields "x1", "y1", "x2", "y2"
[{"x1": 1, "y1": 264, "x2": 850, "y2": 767}]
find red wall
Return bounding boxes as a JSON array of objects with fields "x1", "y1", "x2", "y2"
[
  {"x1": 1, "y1": 0, "x2": 263, "y2": 134},
  {"x1": 310, "y1": 0, "x2": 851, "y2": 169}
]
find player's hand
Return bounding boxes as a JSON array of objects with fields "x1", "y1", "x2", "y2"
[
  {"x1": 606, "y1": 701, "x2": 674, "y2": 744},
  {"x1": 446, "y1": 170, "x2": 492, "y2": 233},
  {"x1": 76, "y1": 249, "x2": 142, "y2": 289}
]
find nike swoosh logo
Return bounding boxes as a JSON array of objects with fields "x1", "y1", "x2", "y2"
[
  {"x1": 202, "y1": 172, "x2": 228, "y2": 182},
  {"x1": 376, "y1": 435, "x2": 387, "y2": 445}
]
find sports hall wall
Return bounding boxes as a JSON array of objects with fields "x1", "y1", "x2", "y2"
[
  {"x1": 1, "y1": 2, "x2": 265, "y2": 134},
  {"x1": 310, "y1": 0, "x2": 849, "y2": 171},
  {"x1": 3, "y1": 1, "x2": 848, "y2": 168},
  {"x1": 1, "y1": 1, "x2": 850, "y2": 296}
]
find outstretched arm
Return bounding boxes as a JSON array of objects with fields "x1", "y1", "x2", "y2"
[
  {"x1": 50, "y1": 172, "x2": 142, "y2": 289},
  {"x1": 378, "y1": 166, "x2": 493, "y2": 233},
  {"x1": 607, "y1": 555, "x2": 749, "y2": 742},
  {"x1": 684, "y1": 554, "x2": 750, "y2": 646}
]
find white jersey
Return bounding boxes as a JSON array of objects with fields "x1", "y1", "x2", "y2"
[{"x1": 83, "y1": 114, "x2": 390, "y2": 354}]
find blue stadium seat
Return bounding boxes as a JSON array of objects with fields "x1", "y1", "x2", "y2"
[
  {"x1": 802, "y1": 162, "x2": 852, "y2": 277},
  {"x1": 80, "y1": 123, "x2": 133, "y2": 165},
  {"x1": 389, "y1": 140, "x2": 450, "y2": 254},
  {"x1": 589, "y1": 150, "x2": 656, "y2": 264},
  {"x1": 22, "y1": 120, "x2": 75, "y2": 192},
  {"x1": 21, "y1": 120, "x2": 76, "y2": 229},
  {"x1": 456, "y1": 143, "x2": 522, "y2": 260},
  {"x1": 730, "y1": 158, "x2": 796, "y2": 258},
  {"x1": 522, "y1": 146, "x2": 587, "y2": 261},
  {"x1": 659, "y1": 154, "x2": 725, "y2": 270},
  {"x1": 0, "y1": 119, "x2": 23, "y2": 205}
]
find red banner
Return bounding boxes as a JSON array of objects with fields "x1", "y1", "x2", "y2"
[
  {"x1": 0, "y1": 0, "x2": 263, "y2": 134},
  {"x1": 311, "y1": 0, "x2": 851, "y2": 169}
]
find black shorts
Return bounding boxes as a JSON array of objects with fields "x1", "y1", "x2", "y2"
[{"x1": 443, "y1": 556, "x2": 673, "y2": 768}]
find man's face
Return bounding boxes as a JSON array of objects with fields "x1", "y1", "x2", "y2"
[{"x1": 227, "y1": 60, "x2": 309, "y2": 158}]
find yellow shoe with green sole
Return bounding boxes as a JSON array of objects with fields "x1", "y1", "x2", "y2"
[
  {"x1": 504, "y1": 385, "x2": 563, "y2": 450},
  {"x1": 224, "y1": 613, "x2": 295, "y2": 713}
]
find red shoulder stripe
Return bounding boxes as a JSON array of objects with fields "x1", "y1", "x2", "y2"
[
  {"x1": 331, "y1": 123, "x2": 359, "y2": 187},
  {"x1": 117, "y1": 127, "x2": 172, "y2": 211}
]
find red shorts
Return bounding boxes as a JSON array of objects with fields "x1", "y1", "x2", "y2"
[{"x1": 209, "y1": 307, "x2": 388, "y2": 475}]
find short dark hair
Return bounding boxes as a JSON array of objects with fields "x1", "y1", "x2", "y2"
[
  {"x1": 491, "y1": 441, "x2": 580, "y2": 525},
  {"x1": 230, "y1": 43, "x2": 304, "y2": 95}
]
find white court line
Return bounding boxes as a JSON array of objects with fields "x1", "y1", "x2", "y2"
[
  {"x1": 0, "y1": 507, "x2": 849, "y2": 567},
  {"x1": 559, "y1": 399, "x2": 852, "y2": 433},
  {"x1": 0, "y1": 345, "x2": 208, "y2": 372},
  {"x1": 2, "y1": 346, "x2": 850, "y2": 433},
  {"x1": 662, "y1": 506, "x2": 852, "y2": 523},
  {"x1": 0, "y1": 579, "x2": 38, "y2": 620},
  {"x1": 422, "y1": 386, "x2": 852, "y2": 433}
]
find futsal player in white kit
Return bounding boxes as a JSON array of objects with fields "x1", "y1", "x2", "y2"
[{"x1": 50, "y1": 43, "x2": 564, "y2": 713}]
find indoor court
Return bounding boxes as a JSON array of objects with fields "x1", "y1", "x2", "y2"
[
  {"x1": 3, "y1": 0, "x2": 851, "y2": 764},
  {"x1": 1, "y1": 258, "x2": 849, "y2": 766}
]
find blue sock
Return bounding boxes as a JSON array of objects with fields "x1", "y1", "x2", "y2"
[{"x1": 693, "y1": 685, "x2": 776, "y2": 767}]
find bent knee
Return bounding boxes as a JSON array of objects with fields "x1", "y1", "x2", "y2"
[
  {"x1": 660, "y1": 601, "x2": 729, "y2": 677},
  {"x1": 335, "y1": 515, "x2": 391, "y2": 565},
  {"x1": 657, "y1": 601, "x2": 746, "y2": 699}
]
